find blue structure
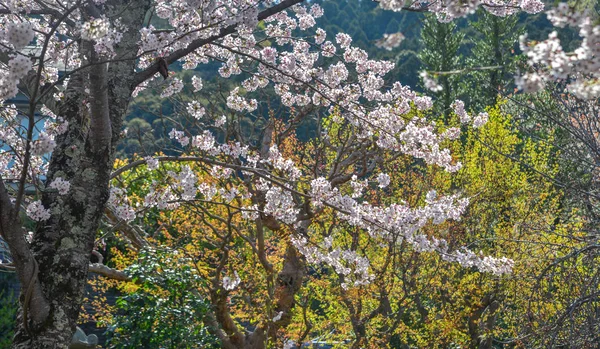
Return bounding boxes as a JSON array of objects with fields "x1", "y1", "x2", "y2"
[{"x1": 0, "y1": 237, "x2": 19, "y2": 297}]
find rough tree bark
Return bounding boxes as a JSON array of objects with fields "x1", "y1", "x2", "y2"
[
  {"x1": 1, "y1": 0, "x2": 306, "y2": 348},
  {"x1": 7, "y1": 1, "x2": 151, "y2": 347}
]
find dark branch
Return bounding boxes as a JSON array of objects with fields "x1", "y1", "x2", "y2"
[
  {"x1": 132, "y1": 0, "x2": 305, "y2": 87},
  {"x1": 88, "y1": 263, "x2": 131, "y2": 281}
]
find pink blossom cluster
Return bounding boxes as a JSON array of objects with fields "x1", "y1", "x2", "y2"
[
  {"x1": 26, "y1": 200, "x2": 51, "y2": 221},
  {"x1": 143, "y1": 181, "x2": 178, "y2": 210},
  {"x1": 292, "y1": 235, "x2": 374, "y2": 289},
  {"x1": 190, "y1": 16, "x2": 477, "y2": 171},
  {"x1": 187, "y1": 101, "x2": 206, "y2": 120},
  {"x1": 1, "y1": 54, "x2": 32, "y2": 101},
  {"x1": 518, "y1": 3, "x2": 600, "y2": 99},
  {"x1": 451, "y1": 100, "x2": 471, "y2": 123},
  {"x1": 5, "y1": 21, "x2": 34, "y2": 49},
  {"x1": 227, "y1": 87, "x2": 258, "y2": 112},
  {"x1": 473, "y1": 112, "x2": 489, "y2": 128},
  {"x1": 80, "y1": 17, "x2": 110, "y2": 41},
  {"x1": 43, "y1": 117, "x2": 69, "y2": 137},
  {"x1": 350, "y1": 175, "x2": 368, "y2": 198},
  {"x1": 108, "y1": 187, "x2": 137, "y2": 222},
  {"x1": 375, "y1": 32, "x2": 405, "y2": 51},
  {"x1": 145, "y1": 156, "x2": 160, "y2": 170},
  {"x1": 210, "y1": 165, "x2": 234, "y2": 180},
  {"x1": 191, "y1": 76, "x2": 203, "y2": 92},
  {"x1": 168, "y1": 166, "x2": 198, "y2": 200},
  {"x1": 306, "y1": 176, "x2": 512, "y2": 275},
  {"x1": 139, "y1": 25, "x2": 172, "y2": 53},
  {"x1": 1, "y1": 14, "x2": 79, "y2": 100},
  {"x1": 222, "y1": 271, "x2": 241, "y2": 291},
  {"x1": 267, "y1": 145, "x2": 302, "y2": 181},
  {"x1": 192, "y1": 131, "x2": 217, "y2": 152},
  {"x1": 169, "y1": 128, "x2": 190, "y2": 147},
  {"x1": 377, "y1": 173, "x2": 391, "y2": 188},
  {"x1": 79, "y1": 16, "x2": 126, "y2": 57},
  {"x1": 214, "y1": 115, "x2": 227, "y2": 127},
  {"x1": 31, "y1": 133, "x2": 57, "y2": 156},
  {"x1": 264, "y1": 186, "x2": 298, "y2": 225},
  {"x1": 48, "y1": 177, "x2": 71, "y2": 195},
  {"x1": 161, "y1": 78, "x2": 184, "y2": 98},
  {"x1": 378, "y1": 0, "x2": 543, "y2": 21}
]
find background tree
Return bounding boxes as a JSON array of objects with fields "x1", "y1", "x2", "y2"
[
  {"x1": 418, "y1": 14, "x2": 465, "y2": 121},
  {"x1": 502, "y1": 87, "x2": 600, "y2": 347},
  {"x1": 0, "y1": 289, "x2": 18, "y2": 348},
  {"x1": 465, "y1": 9, "x2": 523, "y2": 109}
]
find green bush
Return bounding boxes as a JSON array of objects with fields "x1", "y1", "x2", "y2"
[
  {"x1": 0, "y1": 288, "x2": 18, "y2": 348},
  {"x1": 106, "y1": 248, "x2": 218, "y2": 349}
]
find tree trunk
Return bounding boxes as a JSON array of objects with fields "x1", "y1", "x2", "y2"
[
  {"x1": 10, "y1": 1, "x2": 150, "y2": 347},
  {"x1": 12, "y1": 133, "x2": 112, "y2": 348},
  {"x1": 244, "y1": 244, "x2": 305, "y2": 349}
]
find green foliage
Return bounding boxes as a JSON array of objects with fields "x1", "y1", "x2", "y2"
[
  {"x1": 106, "y1": 248, "x2": 218, "y2": 349},
  {"x1": 418, "y1": 14, "x2": 465, "y2": 121},
  {"x1": 465, "y1": 9, "x2": 523, "y2": 109},
  {"x1": 0, "y1": 288, "x2": 17, "y2": 348},
  {"x1": 394, "y1": 103, "x2": 582, "y2": 347}
]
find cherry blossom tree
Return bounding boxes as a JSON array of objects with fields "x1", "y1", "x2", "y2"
[{"x1": 0, "y1": 0, "x2": 596, "y2": 348}]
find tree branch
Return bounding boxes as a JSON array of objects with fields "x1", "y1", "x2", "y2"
[
  {"x1": 0, "y1": 175, "x2": 50, "y2": 329},
  {"x1": 427, "y1": 65, "x2": 504, "y2": 76},
  {"x1": 88, "y1": 263, "x2": 131, "y2": 281},
  {"x1": 88, "y1": 60, "x2": 112, "y2": 150},
  {"x1": 104, "y1": 207, "x2": 149, "y2": 250},
  {"x1": 131, "y1": 0, "x2": 305, "y2": 87}
]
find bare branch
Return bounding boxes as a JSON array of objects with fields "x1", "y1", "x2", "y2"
[
  {"x1": 88, "y1": 60, "x2": 112, "y2": 150},
  {"x1": 428, "y1": 65, "x2": 504, "y2": 76},
  {"x1": 88, "y1": 263, "x2": 131, "y2": 281},
  {"x1": 0, "y1": 175, "x2": 50, "y2": 328},
  {"x1": 104, "y1": 207, "x2": 149, "y2": 250}
]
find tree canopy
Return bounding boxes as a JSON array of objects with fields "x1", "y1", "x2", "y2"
[{"x1": 0, "y1": 0, "x2": 598, "y2": 348}]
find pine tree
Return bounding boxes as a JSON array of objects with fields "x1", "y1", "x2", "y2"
[
  {"x1": 467, "y1": 9, "x2": 523, "y2": 109},
  {"x1": 418, "y1": 14, "x2": 465, "y2": 122}
]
